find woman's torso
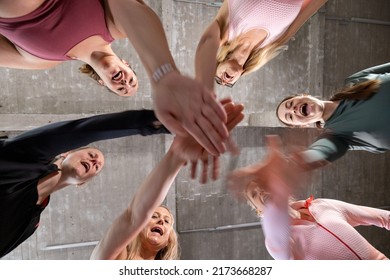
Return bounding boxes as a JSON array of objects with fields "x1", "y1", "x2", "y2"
[
  {"x1": 0, "y1": 0, "x2": 115, "y2": 61},
  {"x1": 323, "y1": 77, "x2": 390, "y2": 152},
  {"x1": 227, "y1": 0, "x2": 303, "y2": 46},
  {"x1": 290, "y1": 199, "x2": 388, "y2": 260}
]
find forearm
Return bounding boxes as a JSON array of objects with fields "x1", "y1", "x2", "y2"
[
  {"x1": 345, "y1": 62, "x2": 390, "y2": 83},
  {"x1": 195, "y1": 21, "x2": 221, "y2": 90},
  {"x1": 331, "y1": 200, "x2": 390, "y2": 230},
  {"x1": 130, "y1": 149, "x2": 184, "y2": 224},
  {"x1": 108, "y1": 0, "x2": 177, "y2": 81},
  {"x1": 263, "y1": 200, "x2": 292, "y2": 260},
  {"x1": 91, "y1": 149, "x2": 184, "y2": 259},
  {"x1": 4, "y1": 110, "x2": 168, "y2": 160},
  {"x1": 300, "y1": 137, "x2": 349, "y2": 169}
]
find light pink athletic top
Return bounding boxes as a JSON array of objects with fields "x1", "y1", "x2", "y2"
[
  {"x1": 227, "y1": 0, "x2": 304, "y2": 47},
  {"x1": 0, "y1": 0, "x2": 114, "y2": 61},
  {"x1": 262, "y1": 197, "x2": 390, "y2": 260}
]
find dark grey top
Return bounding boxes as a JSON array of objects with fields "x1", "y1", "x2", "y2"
[{"x1": 306, "y1": 62, "x2": 390, "y2": 162}]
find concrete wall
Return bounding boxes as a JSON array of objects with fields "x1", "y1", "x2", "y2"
[{"x1": 1, "y1": 0, "x2": 389, "y2": 260}]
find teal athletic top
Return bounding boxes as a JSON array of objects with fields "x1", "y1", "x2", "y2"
[{"x1": 305, "y1": 63, "x2": 390, "y2": 163}]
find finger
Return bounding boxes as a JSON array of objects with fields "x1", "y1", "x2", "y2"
[
  {"x1": 201, "y1": 157, "x2": 209, "y2": 184},
  {"x1": 202, "y1": 88, "x2": 228, "y2": 127},
  {"x1": 265, "y1": 135, "x2": 283, "y2": 152},
  {"x1": 222, "y1": 102, "x2": 235, "y2": 115},
  {"x1": 192, "y1": 113, "x2": 226, "y2": 154},
  {"x1": 227, "y1": 169, "x2": 257, "y2": 190},
  {"x1": 226, "y1": 106, "x2": 245, "y2": 131},
  {"x1": 204, "y1": 89, "x2": 228, "y2": 122},
  {"x1": 200, "y1": 103, "x2": 229, "y2": 143},
  {"x1": 182, "y1": 120, "x2": 220, "y2": 156},
  {"x1": 219, "y1": 97, "x2": 233, "y2": 106},
  {"x1": 157, "y1": 112, "x2": 188, "y2": 136},
  {"x1": 225, "y1": 136, "x2": 240, "y2": 156},
  {"x1": 212, "y1": 156, "x2": 220, "y2": 181},
  {"x1": 190, "y1": 160, "x2": 198, "y2": 179}
]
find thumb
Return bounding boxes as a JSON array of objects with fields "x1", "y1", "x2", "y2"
[{"x1": 158, "y1": 113, "x2": 188, "y2": 136}]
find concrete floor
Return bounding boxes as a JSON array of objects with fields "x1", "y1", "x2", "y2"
[{"x1": 1, "y1": 0, "x2": 389, "y2": 260}]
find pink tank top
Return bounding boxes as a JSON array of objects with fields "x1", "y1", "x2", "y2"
[
  {"x1": 0, "y1": 0, "x2": 114, "y2": 61},
  {"x1": 227, "y1": 0, "x2": 304, "y2": 47}
]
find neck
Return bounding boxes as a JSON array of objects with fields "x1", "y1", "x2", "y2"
[
  {"x1": 36, "y1": 157, "x2": 69, "y2": 205},
  {"x1": 233, "y1": 30, "x2": 266, "y2": 65},
  {"x1": 136, "y1": 246, "x2": 159, "y2": 260},
  {"x1": 322, "y1": 100, "x2": 340, "y2": 122},
  {"x1": 68, "y1": 37, "x2": 114, "y2": 63},
  {"x1": 36, "y1": 171, "x2": 62, "y2": 205}
]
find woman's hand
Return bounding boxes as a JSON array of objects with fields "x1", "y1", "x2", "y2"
[
  {"x1": 153, "y1": 72, "x2": 230, "y2": 157},
  {"x1": 227, "y1": 135, "x2": 307, "y2": 197},
  {"x1": 170, "y1": 99, "x2": 244, "y2": 183}
]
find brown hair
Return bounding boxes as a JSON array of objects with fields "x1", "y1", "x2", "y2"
[
  {"x1": 329, "y1": 79, "x2": 380, "y2": 101},
  {"x1": 276, "y1": 79, "x2": 381, "y2": 128}
]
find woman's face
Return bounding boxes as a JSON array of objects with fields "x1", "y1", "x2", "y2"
[
  {"x1": 277, "y1": 95, "x2": 324, "y2": 126},
  {"x1": 245, "y1": 182, "x2": 269, "y2": 216},
  {"x1": 140, "y1": 206, "x2": 173, "y2": 250},
  {"x1": 61, "y1": 148, "x2": 105, "y2": 184},
  {"x1": 97, "y1": 58, "x2": 138, "y2": 97},
  {"x1": 215, "y1": 59, "x2": 244, "y2": 87}
]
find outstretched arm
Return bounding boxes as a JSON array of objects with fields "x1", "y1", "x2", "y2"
[
  {"x1": 344, "y1": 62, "x2": 390, "y2": 85},
  {"x1": 324, "y1": 199, "x2": 390, "y2": 230},
  {"x1": 227, "y1": 136, "x2": 307, "y2": 259},
  {"x1": 195, "y1": 1, "x2": 228, "y2": 90},
  {"x1": 90, "y1": 146, "x2": 185, "y2": 260},
  {"x1": 91, "y1": 101, "x2": 244, "y2": 259},
  {"x1": 107, "y1": 0, "x2": 229, "y2": 156}
]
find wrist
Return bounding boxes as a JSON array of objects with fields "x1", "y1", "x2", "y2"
[{"x1": 151, "y1": 63, "x2": 179, "y2": 84}]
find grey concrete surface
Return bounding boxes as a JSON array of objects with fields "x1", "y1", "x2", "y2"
[{"x1": 0, "y1": 0, "x2": 389, "y2": 260}]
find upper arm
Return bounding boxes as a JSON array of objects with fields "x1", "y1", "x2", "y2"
[
  {"x1": 327, "y1": 199, "x2": 390, "y2": 230},
  {"x1": 344, "y1": 62, "x2": 390, "y2": 85},
  {"x1": 306, "y1": 135, "x2": 349, "y2": 163},
  {"x1": 263, "y1": 201, "x2": 292, "y2": 260},
  {"x1": 90, "y1": 207, "x2": 143, "y2": 260}
]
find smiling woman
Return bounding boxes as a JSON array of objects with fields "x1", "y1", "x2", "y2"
[
  {"x1": 90, "y1": 101, "x2": 245, "y2": 260},
  {"x1": 227, "y1": 136, "x2": 390, "y2": 260},
  {"x1": 195, "y1": 0, "x2": 328, "y2": 90},
  {"x1": 123, "y1": 206, "x2": 179, "y2": 260},
  {"x1": 275, "y1": 62, "x2": 390, "y2": 168}
]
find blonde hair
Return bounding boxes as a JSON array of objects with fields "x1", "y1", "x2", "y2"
[
  {"x1": 126, "y1": 206, "x2": 180, "y2": 260},
  {"x1": 79, "y1": 64, "x2": 102, "y2": 84},
  {"x1": 216, "y1": 38, "x2": 287, "y2": 76},
  {"x1": 244, "y1": 184, "x2": 297, "y2": 219}
]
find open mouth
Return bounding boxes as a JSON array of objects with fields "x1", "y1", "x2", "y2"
[
  {"x1": 223, "y1": 72, "x2": 233, "y2": 82},
  {"x1": 300, "y1": 103, "x2": 309, "y2": 116},
  {"x1": 112, "y1": 71, "x2": 123, "y2": 81},
  {"x1": 81, "y1": 161, "x2": 90, "y2": 173},
  {"x1": 151, "y1": 227, "x2": 163, "y2": 236}
]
